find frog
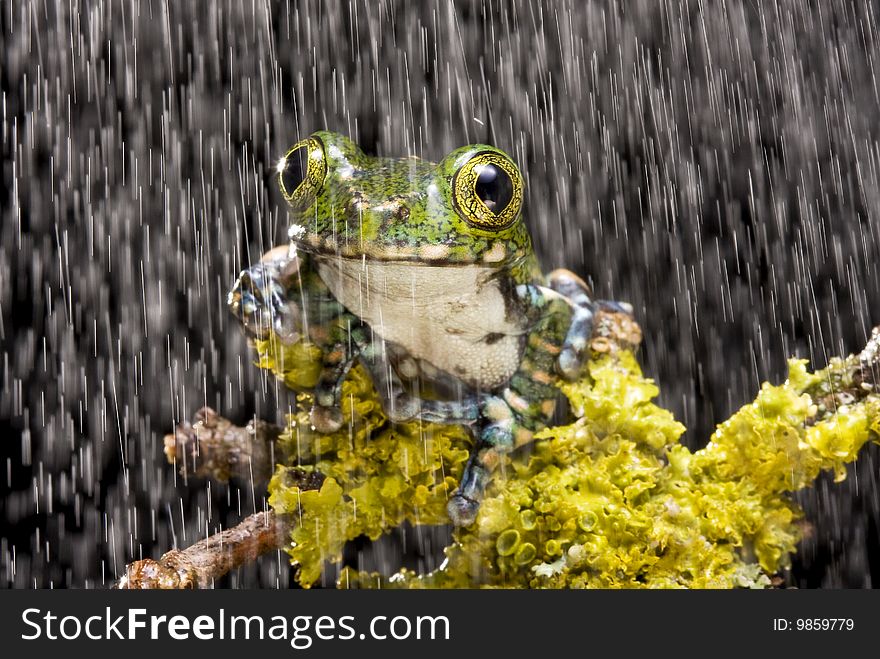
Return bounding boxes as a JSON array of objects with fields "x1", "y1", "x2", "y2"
[{"x1": 227, "y1": 131, "x2": 633, "y2": 527}]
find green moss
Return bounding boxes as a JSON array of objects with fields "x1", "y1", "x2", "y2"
[
  {"x1": 253, "y1": 336, "x2": 324, "y2": 391},
  {"x1": 263, "y1": 342, "x2": 471, "y2": 587},
  {"x1": 259, "y1": 338, "x2": 880, "y2": 589}
]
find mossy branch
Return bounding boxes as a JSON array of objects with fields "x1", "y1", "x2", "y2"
[
  {"x1": 269, "y1": 322, "x2": 880, "y2": 588},
  {"x1": 123, "y1": 320, "x2": 880, "y2": 589}
]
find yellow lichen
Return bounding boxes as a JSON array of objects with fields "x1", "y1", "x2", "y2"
[{"x1": 257, "y1": 336, "x2": 880, "y2": 588}]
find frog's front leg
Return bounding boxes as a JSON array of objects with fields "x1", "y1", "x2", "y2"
[
  {"x1": 447, "y1": 284, "x2": 574, "y2": 526},
  {"x1": 547, "y1": 269, "x2": 634, "y2": 379},
  {"x1": 228, "y1": 248, "x2": 362, "y2": 432},
  {"x1": 308, "y1": 336, "x2": 357, "y2": 432}
]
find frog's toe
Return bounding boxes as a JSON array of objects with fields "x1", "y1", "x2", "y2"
[
  {"x1": 446, "y1": 494, "x2": 480, "y2": 527},
  {"x1": 557, "y1": 307, "x2": 594, "y2": 380},
  {"x1": 557, "y1": 346, "x2": 584, "y2": 380},
  {"x1": 310, "y1": 405, "x2": 343, "y2": 433},
  {"x1": 546, "y1": 268, "x2": 593, "y2": 306}
]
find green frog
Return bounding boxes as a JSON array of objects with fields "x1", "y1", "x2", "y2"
[{"x1": 228, "y1": 131, "x2": 632, "y2": 526}]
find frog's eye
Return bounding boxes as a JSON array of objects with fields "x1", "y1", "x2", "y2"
[
  {"x1": 278, "y1": 137, "x2": 326, "y2": 208},
  {"x1": 452, "y1": 151, "x2": 523, "y2": 231}
]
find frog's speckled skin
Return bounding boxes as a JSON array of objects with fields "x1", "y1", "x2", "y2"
[{"x1": 228, "y1": 131, "x2": 632, "y2": 526}]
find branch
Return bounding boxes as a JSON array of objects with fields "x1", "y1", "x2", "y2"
[
  {"x1": 163, "y1": 406, "x2": 283, "y2": 484},
  {"x1": 116, "y1": 468, "x2": 324, "y2": 589},
  {"x1": 116, "y1": 510, "x2": 282, "y2": 589}
]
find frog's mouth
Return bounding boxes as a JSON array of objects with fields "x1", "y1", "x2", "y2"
[{"x1": 292, "y1": 225, "x2": 513, "y2": 266}]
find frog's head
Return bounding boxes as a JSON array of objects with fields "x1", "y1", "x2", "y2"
[{"x1": 276, "y1": 131, "x2": 533, "y2": 268}]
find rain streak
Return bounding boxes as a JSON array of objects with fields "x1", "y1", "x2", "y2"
[{"x1": 2, "y1": 0, "x2": 880, "y2": 587}]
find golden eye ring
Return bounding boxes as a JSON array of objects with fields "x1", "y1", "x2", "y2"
[
  {"x1": 278, "y1": 136, "x2": 326, "y2": 208},
  {"x1": 451, "y1": 151, "x2": 523, "y2": 231}
]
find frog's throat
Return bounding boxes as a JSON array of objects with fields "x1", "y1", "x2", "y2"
[{"x1": 314, "y1": 256, "x2": 529, "y2": 390}]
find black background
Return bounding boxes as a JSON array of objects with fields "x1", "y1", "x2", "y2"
[{"x1": 2, "y1": 0, "x2": 880, "y2": 588}]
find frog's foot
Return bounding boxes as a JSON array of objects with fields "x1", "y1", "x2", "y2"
[
  {"x1": 595, "y1": 299, "x2": 634, "y2": 315},
  {"x1": 228, "y1": 262, "x2": 301, "y2": 343},
  {"x1": 446, "y1": 494, "x2": 480, "y2": 527},
  {"x1": 546, "y1": 269, "x2": 634, "y2": 379}
]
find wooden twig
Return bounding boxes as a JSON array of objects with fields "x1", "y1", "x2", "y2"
[
  {"x1": 163, "y1": 406, "x2": 283, "y2": 484},
  {"x1": 117, "y1": 468, "x2": 324, "y2": 589},
  {"x1": 119, "y1": 311, "x2": 644, "y2": 589},
  {"x1": 116, "y1": 510, "x2": 283, "y2": 589}
]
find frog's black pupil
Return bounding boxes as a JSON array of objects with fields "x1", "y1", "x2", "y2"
[
  {"x1": 474, "y1": 164, "x2": 514, "y2": 213},
  {"x1": 282, "y1": 147, "x2": 307, "y2": 196}
]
